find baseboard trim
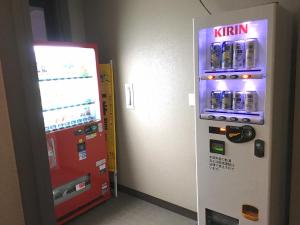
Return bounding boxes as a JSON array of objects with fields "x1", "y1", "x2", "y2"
[{"x1": 118, "y1": 184, "x2": 197, "y2": 221}]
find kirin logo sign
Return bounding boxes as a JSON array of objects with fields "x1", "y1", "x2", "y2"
[{"x1": 214, "y1": 23, "x2": 248, "y2": 37}]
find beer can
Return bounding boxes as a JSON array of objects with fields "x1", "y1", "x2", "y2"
[
  {"x1": 232, "y1": 91, "x2": 244, "y2": 111},
  {"x1": 210, "y1": 91, "x2": 222, "y2": 109},
  {"x1": 221, "y1": 91, "x2": 233, "y2": 110},
  {"x1": 210, "y1": 42, "x2": 222, "y2": 70},
  {"x1": 222, "y1": 41, "x2": 233, "y2": 69},
  {"x1": 233, "y1": 40, "x2": 245, "y2": 69},
  {"x1": 245, "y1": 38, "x2": 258, "y2": 68},
  {"x1": 245, "y1": 91, "x2": 258, "y2": 112}
]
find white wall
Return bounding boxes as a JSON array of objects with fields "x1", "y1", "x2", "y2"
[{"x1": 83, "y1": 0, "x2": 207, "y2": 211}]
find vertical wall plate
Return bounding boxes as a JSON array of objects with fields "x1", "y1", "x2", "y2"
[
  {"x1": 125, "y1": 83, "x2": 134, "y2": 109},
  {"x1": 189, "y1": 93, "x2": 195, "y2": 106}
]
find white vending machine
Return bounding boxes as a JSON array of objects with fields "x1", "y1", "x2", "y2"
[{"x1": 194, "y1": 4, "x2": 292, "y2": 225}]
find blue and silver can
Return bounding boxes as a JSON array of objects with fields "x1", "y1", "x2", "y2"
[
  {"x1": 210, "y1": 91, "x2": 222, "y2": 109},
  {"x1": 245, "y1": 91, "x2": 258, "y2": 112},
  {"x1": 221, "y1": 91, "x2": 233, "y2": 110},
  {"x1": 232, "y1": 91, "x2": 244, "y2": 111},
  {"x1": 222, "y1": 41, "x2": 233, "y2": 69},
  {"x1": 210, "y1": 42, "x2": 222, "y2": 70},
  {"x1": 233, "y1": 40, "x2": 245, "y2": 69},
  {"x1": 245, "y1": 38, "x2": 258, "y2": 68}
]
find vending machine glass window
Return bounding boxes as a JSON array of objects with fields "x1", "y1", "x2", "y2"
[
  {"x1": 34, "y1": 46, "x2": 101, "y2": 132},
  {"x1": 198, "y1": 19, "x2": 268, "y2": 125}
]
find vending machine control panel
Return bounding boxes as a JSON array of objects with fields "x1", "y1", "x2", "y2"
[{"x1": 226, "y1": 125, "x2": 256, "y2": 143}]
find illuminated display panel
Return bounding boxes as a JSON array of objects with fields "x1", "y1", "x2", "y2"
[
  {"x1": 34, "y1": 45, "x2": 101, "y2": 132},
  {"x1": 210, "y1": 139, "x2": 225, "y2": 155},
  {"x1": 198, "y1": 20, "x2": 268, "y2": 73},
  {"x1": 198, "y1": 19, "x2": 268, "y2": 125}
]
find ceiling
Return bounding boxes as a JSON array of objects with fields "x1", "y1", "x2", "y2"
[{"x1": 202, "y1": 0, "x2": 300, "y2": 14}]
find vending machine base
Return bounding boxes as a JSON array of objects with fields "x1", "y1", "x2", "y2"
[
  {"x1": 206, "y1": 209, "x2": 239, "y2": 225},
  {"x1": 56, "y1": 194, "x2": 111, "y2": 225}
]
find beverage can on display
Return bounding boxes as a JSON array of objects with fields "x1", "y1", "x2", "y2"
[
  {"x1": 221, "y1": 91, "x2": 233, "y2": 110},
  {"x1": 210, "y1": 91, "x2": 222, "y2": 109},
  {"x1": 222, "y1": 41, "x2": 233, "y2": 69},
  {"x1": 210, "y1": 42, "x2": 222, "y2": 69},
  {"x1": 233, "y1": 40, "x2": 245, "y2": 69},
  {"x1": 245, "y1": 91, "x2": 258, "y2": 112},
  {"x1": 232, "y1": 91, "x2": 244, "y2": 111},
  {"x1": 245, "y1": 38, "x2": 258, "y2": 68}
]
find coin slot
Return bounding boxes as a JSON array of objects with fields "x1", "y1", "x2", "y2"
[
  {"x1": 242, "y1": 205, "x2": 259, "y2": 221},
  {"x1": 209, "y1": 126, "x2": 226, "y2": 135}
]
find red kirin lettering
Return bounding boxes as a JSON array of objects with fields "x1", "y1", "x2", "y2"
[{"x1": 214, "y1": 24, "x2": 248, "y2": 37}]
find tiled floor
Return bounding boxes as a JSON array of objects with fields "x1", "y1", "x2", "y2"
[{"x1": 66, "y1": 192, "x2": 197, "y2": 225}]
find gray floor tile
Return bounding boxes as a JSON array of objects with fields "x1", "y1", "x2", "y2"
[{"x1": 66, "y1": 192, "x2": 196, "y2": 225}]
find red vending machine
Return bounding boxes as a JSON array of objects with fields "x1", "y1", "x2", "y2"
[{"x1": 34, "y1": 43, "x2": 111, "y2": 224}]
